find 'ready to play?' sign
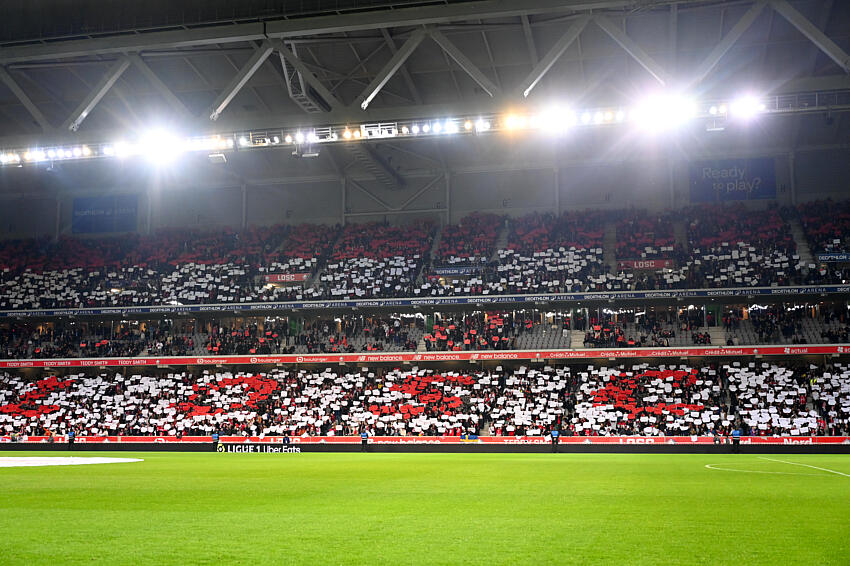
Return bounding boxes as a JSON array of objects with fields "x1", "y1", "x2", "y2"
[{"x1": 689, "y1": 157, "x2": 776, "y2": 202}]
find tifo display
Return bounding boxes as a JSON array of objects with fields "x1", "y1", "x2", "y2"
[
  {"x1": 2, "y1": 361, "x2": 847, "y2": 439},
  {"x1": 0, "y1": 203, "x2": 848, "y2": 312}
]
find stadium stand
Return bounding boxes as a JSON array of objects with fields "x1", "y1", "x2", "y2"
[
  {"x1": 2, "y1": 303, "x2": 849, "y2": 360},
  {"x1": 2, "y1": 206, "x2": 850, "y2": 311},
  {"x1": 311, "y1": 221, "x2": 434, "y2": 299},
  {"x1": 1, "y1": 361, "x2": 847, "y2": 437}
]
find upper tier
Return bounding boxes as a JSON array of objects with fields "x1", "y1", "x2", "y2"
[{"x1": 0, "y1": 201, "x2": 848, "y2": 314}]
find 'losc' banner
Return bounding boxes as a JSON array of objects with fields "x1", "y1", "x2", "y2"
[{"x1": 689, "y1": 157, "x2": 776, "y2": 202}]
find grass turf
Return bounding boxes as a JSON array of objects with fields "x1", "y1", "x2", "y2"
[{"x1": 0, "y1": 452, "x2": 848, "y2": 565}]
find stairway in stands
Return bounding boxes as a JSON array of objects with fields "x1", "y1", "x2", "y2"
[
  {"x1": 570, "y1": 330, "x2": 586, "y2": 349},
  {"x1": 603, "y1": 221, "x2": 618, "y2": 273},
  {"x1": 788, "y1": 216, "x2": 815, "y2": 266},
  {"x1": 673, "y1": 219, "x2": 689, "y2": 250},
  {"x1": 427, "y1": 223, "x2": 444, "y2": 264},
  {"x1": 708, "y1": 326, "x2": 726, "y2": 346},
  {"x1": 490, "y1": 220, "x2": 510, "y2": 262}
]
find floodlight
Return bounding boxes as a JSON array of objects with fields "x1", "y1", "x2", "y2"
[
  {"x1": 295, "y1": 132, "x2": 305, "y2": 144},
  {"x1": 433, "y1": 121, "x2": 443, "y2": 134},
  {"x1": 138, "y1": 130, "x2": 185, "y2": 164},
  {"x1": 730, "y1": 95, "x2": 765, "y2": 119},
  {"x1": 411, "y1": 124, "x2": 420, "y2": 134},
  {"x1": 632, "y1": 94, "x2": 696, "y2": 131},
  {"x1": 535, "y1": 107, "x2": 575, "y2": 133}
]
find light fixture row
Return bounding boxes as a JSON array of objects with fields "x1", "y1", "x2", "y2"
[{"x1": 0, "y1": 94, "x2": 770, "y2": 167}]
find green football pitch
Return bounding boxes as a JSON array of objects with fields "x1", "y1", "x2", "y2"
[{"x1": 1, "y1": 452, "x2": 848, "y2": 565}]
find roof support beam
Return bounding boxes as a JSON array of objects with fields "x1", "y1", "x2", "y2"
[
  {"x1": 594, "y1": 15, "x2": 670, "y2": 85},
  {"x1": 0, "y1": 66, "x2": 52, "y2": 131},
  {"x1": 127, "y1": 53, "x2": 192, "y2": 119},
  {"x1": 429, "y1": 29, "x2": 501, "y2": 98},
  {"x1": 518, "y1": 15, "x2": 589, "y2": 98},
  {"x1": 770, "y1": 0, "x2": 850, "y2": 73},
  {"x1": 381, "y1": 29, "x2": 422, "y2": 105},
  {"x1": 0, "y1": 1, "x2": 714, "y2": 65},
  {"x1": 357, "y1": 29, "x2": 426, "y2": 110},
  {"x1": 271, "y1": 39, "x2": 343, "y2": 110},
  {"x1": 348, "y1": 178, "x2": 394, "y2": 210},
  {"x1": 521, "y1": 15, "x2": 539, "y2": 65},
  {"x1": 687, "y1": 0, "x2": 767, "y2": 87},
  {"x1": 398, "y1": 173, "x2": 444, "y2": 210},
  {"x1": 209, "y1": 41, "x2": 274, "y2": 121},
  {"x1": 62, "y1": 56, "x2": 130, "y2": 131}
]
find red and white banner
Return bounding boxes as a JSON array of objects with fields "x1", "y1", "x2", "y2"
[
  {"x1": 617, "y1": 259, "x2": 674, "y2": 270},
  {"x1": 3, "y1": 435, "x2": 847, "y2": 445},
  {"x1": 0, "y1": 345, "x2": 846, "y2": 369},
  {"x1": 265, "y1": 273, "x2": 310, "y2": 283}
]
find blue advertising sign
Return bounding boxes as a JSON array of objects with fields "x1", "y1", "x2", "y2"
[
  {"x1": 817, "y1": 253, "x2": 850, "y2": 262},
  {"x1": 689, "y1": 158, "x2": 776, "y2": 202},
  {"x1": 72, "y1": 195, "x2": 139, "y2": 234},
  {"x1": 432, "y1": 266, "x2": 483, "y2": 275}
]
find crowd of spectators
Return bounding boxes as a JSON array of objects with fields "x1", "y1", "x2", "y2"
[
  {"x1": 1, "y1": 202, "x2": 850, "y2": 311},
  {"x1": 2, "y1": 360, "x2": 847, "y2": 438},
  {"x1": 615, "y1": 209, "x2": 677, "y2": 259},
  {"x1": 310, "y1": 221, "x2": 434, "y2": 299},
  {"x1": 434, "y1": 213, "x2": 502, "y2": 266},
  {"x1": 799, "y1": 199, "x2": 850, "y2": 254},
  {"x1": 3, "y1": 304, "x2": 850, "y2": 360}
]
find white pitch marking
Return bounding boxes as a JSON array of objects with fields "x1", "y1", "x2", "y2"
[
  {"x1": 704, "y1": 464, "x2": 821, "y2": 476},
  {"x1": 0, "y1": 457, "x2": 143, "y2": 468},
  {"x1": 758, "y1": 456, "x2": 850, "y2": 478}
]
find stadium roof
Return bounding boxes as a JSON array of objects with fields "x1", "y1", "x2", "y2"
[{"x1": 0, "y1": 0, "x2": 848, "y2": 194}]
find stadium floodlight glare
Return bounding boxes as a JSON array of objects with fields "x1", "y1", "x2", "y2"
[
  {"x1": 504, "y1": 114, "x2": 528, "y2": 130},
  {"x1": 445, "y1": 120, "x2": 459, "y2": 134},
  {"x1": 138, "y1": 130, "x2": 185, "y2": 165},
  {"x1": 343, "y1": 129, "x2": 352, "y2": 139},
  {"x1": 533, "y1": 107, "x2": 575, "y2": 134},
  {"x1": 730, "y1": 95, "x2": 766, "y2": 119},
  {"x1": 474, "y1": 119, "x2": 490, "y2": 133},
  {"x1": 401, "y1": 126, "x2": 410, "y2": 134},
  {"x1": 432, "y1": 121, "x2": 443, "y2": 134},
  {"x1": 422, "y1": 124, "x2": 430, "y2": 133},
  {"x1": 295, "y1": 132, "x2": 305, "y2": 144},
  {"x1": 632, "y1": 94, "x2": 697, "y2": 132},
  {"x1": 411, "y1": 124, "x2": 420, "y2": 134}
]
